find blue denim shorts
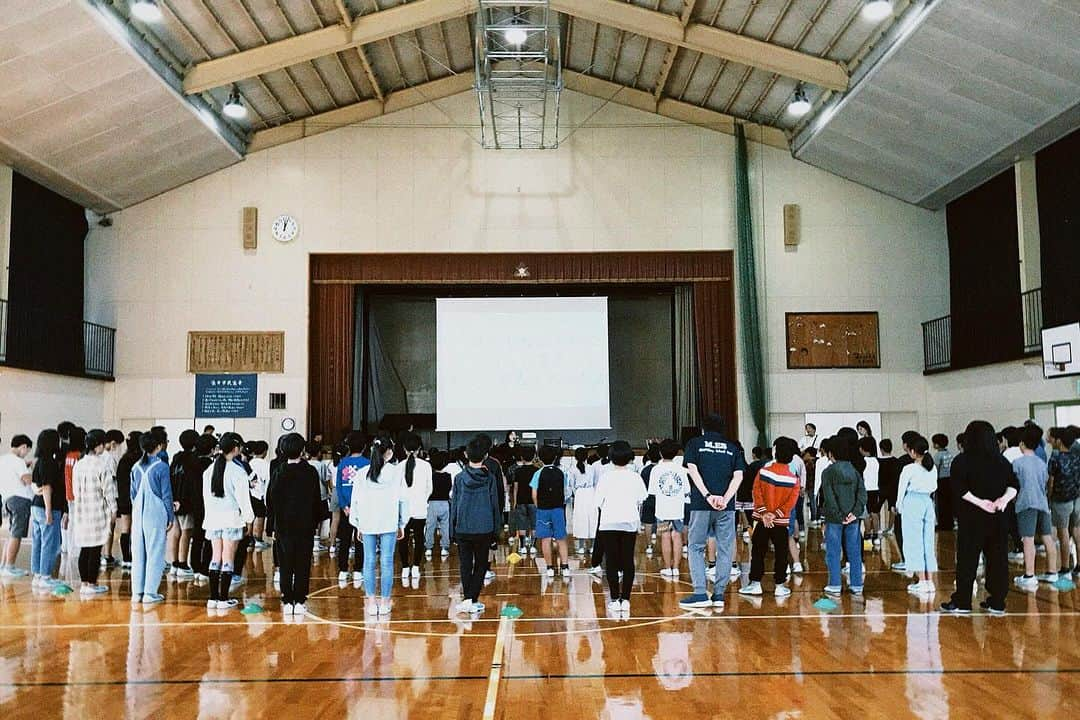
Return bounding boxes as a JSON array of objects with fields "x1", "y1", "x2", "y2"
[
  {"x1": 535, "y1": 507, "x2": 566, "y2": 539},
  {"x1": 206, "y1": 527, "x2": 244, "y2": 541}
]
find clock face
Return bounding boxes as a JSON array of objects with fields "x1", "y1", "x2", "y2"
[
  {"x1": 271, "y1": 214, "x2": 298, "y2": 243},
  {"x1": 281, "y1": 417, "x2": 296, "y2": 431}
]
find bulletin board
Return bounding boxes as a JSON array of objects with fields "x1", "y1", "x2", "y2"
[{"x1": 786, "y1": 312, "x2": 880, "y2": 369}]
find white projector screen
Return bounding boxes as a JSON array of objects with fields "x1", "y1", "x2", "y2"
[{"x1": 436, "y1": 297, "x2": 611, "y2": 431}]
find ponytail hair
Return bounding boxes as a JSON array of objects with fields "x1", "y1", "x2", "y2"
[
  {"x1": 402, "y1": 433, "x2": 421, "y2": 487},
  {"x1": 369, "y1": 434, "x2": 395, "y2": 483},
  {"x1": 574, "y1": 446, "x2": 588, "y2": 475},
  {"x1": 138, "y1": 432, "x2": 160, "y2": 464},
  {"x1": 211, "y1": 433, "x2": 244, "y2": 498},
  {"x1": 909, "y1": 434, "x2": 934, "y2": 471}
]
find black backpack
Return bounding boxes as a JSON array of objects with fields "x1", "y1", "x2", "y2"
[{"x1": 535, "y1": 466, "x2": 564, "y2": 509}]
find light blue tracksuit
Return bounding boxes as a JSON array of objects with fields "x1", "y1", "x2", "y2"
[{"x1": 131, "y1": 459, "x2": 172, "y2": 599}]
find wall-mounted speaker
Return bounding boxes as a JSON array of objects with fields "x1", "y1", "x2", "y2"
[
  {"x1": 783, "y1": 204, "x2": 800, "y2": 247},
  {"x1": 242, "y1": 206, "x2": 258, "y2": 249}
]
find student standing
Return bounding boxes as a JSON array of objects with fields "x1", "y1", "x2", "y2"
[
  {"x1": 932, "y1": 434, "x2": 955, "y2": 531},
  {"x1": 167, "y1": 430, "x2": 201, "y2": 580},
  {"x1": 648, "y1": 439, "x2": 691, "y2": 578},
  {"x1": 268, "y1": 433, "x2": 323, "y2": 615},
  {"x1": 588, "y1": 444, "x2": 612, "y2": 575},
  {"x1": 594, "y1": 441, "x2": 647, "y2": 615},
  {"x1": 350, "y1": 435, "x2": 407, "y2": 615},
  {"x1": 1013, "y1": 424, "x2": 1059, "y2": 589},
  {"x1": 0, "y1": 435, "x2": 33, "y2": 577},
  {"x1": 569, "y1": 447, "x2": 597, "y2": 556},
  {"x1": 509, "y1": 447, "x2": 538, "y2": 557},
  {"x1": 130, "y1": 432, "x2": 175, "y2": 605},
  {"x1": 639, "y1": 444, "x2": 660, "y2": 555},
  {"x1": 30, "y1": 430, "x2": 66, "y2": 589},
  {"x1": 100, "y1": 429, "x2": 125, "y2": 568},
  {"x1": 424, "y1": 449, "x2": 452, "y2": 560},
  {"x1": 201, "y1": 433, "x2": 253, "y2": 610},
  {"x1": 71, "y1": 430, "x2": 116, "y2": 596},
  {"x1": 249, "y1": 442, "x2": 271, "y2": 550},
  {"x1": 897, "y1": 435, "x2": 938, "y2": 595},
  {"x1": 450, "y1": 436, "x2": 502, "y2": 616},
  {"x1": 399, "y1": 433, "x2": 432, "y2": 580},
  {"x1": 1048, "y1": 426, "x2": 1080, "y2": 577},
  {"x1": 188, "y1": 434, "x2": 216, "y2": 580},
  {"x1": 678, "y1": 414, "x2": 745, "y2": 611},
  {"x1": 335, "y1": 432, "x2": 368, "y2": 584},
  {"x1": 532, "y1": 444, "x2": 571, "y2": 578},
  {"x1": 941, "y1": 421, "x2": 1018, "y2": 615},
  {"x1": 859, "y1": 437, "x2": 882, "y2": 546},
  {"x1": 740, "y1": 437, "x2": 801, "y2": 597},
  {"x1": 820, "y1": 436, "x2": 866, "y2": 595}
]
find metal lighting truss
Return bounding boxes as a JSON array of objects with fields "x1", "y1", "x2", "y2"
[{"x1": 474, "y1": 0, "x2": 562, "y2": 149}]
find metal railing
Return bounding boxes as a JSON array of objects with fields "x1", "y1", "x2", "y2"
[
  {"x1": 0, "y1": 298, "x2": 115, "y2": 380},
  {"x1": 1022, "y1": 287, "x2": 1043, "y2": 354},
  {"x1": 921, "y1": 315, "x2": 951, "y2": 372},
  {"x1": 922, "y1": 287, "x2": 1043, "y2": 372}
]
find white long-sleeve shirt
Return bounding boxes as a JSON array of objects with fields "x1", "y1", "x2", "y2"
[
  {"x1": 349, "y1": 463, "x2": 408, "y2": 535},
  {"x1": 202, "y1": 461, "x2": 255, "y2": 531},
  {"x1": 896, "y1": 463, "x2": 938, "y2": 514},
  {"x1": 401, "y1": 456, "x2": 433, "y2": 519}
]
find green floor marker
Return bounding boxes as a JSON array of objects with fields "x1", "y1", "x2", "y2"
[
  {"x1": 1053, "y1": 578, "x2": 1076, "y2": 592},
  {"x1": 813, "y1": 597, "x2": 838, "y2": 612},
  {"x1": 51, "y1": 584, "x2": 73, "y2": 596},
  {"x1": 500, "y1": 604, "x2": 523, "y2": 619},
  {"x1": 240, "y1": 603, "x2": 263, "y2": 614}
]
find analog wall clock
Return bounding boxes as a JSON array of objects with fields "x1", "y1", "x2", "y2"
[{"x1": 271, "y1": 214, "x2": 299, "y2": 243}]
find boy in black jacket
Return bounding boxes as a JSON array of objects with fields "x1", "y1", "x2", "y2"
[
  {"x1": 267, "y1": 433, "x2": 324, "y2": 616},
  {"x1": 450, "y1": 436, "x2": 502, "y2": 615}
]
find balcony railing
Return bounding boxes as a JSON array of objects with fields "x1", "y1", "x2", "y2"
[
  {"x1": 0, "y1": 298, "x2": 115, "y2": 380},
  {"x1": 922, "y1": 287, "x2": 1043, "y2": 373}
]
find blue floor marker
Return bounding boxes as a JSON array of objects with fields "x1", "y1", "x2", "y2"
[{"x1": 813, "y1": 597, "x2": 839, "y2": 612}]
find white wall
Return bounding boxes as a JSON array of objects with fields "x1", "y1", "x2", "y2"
[
  {"x1": 84, "y1": 89, "x2": 948, "y2": 447},
  {"x1": 0, "y1": 366, "x2": 106, "y2": 441}
]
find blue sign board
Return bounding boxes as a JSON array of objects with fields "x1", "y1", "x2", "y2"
[{"x1": 195, "y1": 374, "x2": 258, "y2": 418}]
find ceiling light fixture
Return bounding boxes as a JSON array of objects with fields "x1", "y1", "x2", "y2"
[
  {"x1": 503, "y1": 25, "x2": 528, "y2": 46},
  {"x1": 130, "y1": 0, "x2": 163, "y2": 23},
  {"x1": 223, "y1": 87, "x2": 247, "y2": 119},
  {"x1": 861, "y1": 0, "x2": 893, "y2": 22},
  {"x1": 787, "y1": 86, "x2": 812, "y2": 117}
]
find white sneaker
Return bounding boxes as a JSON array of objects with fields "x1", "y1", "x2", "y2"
[
  {"x1": 352, "y1": 571, "x2": 363, "y2": 583},
  {"x1": 841, "y1": 563, "x2": 850, "y2": 575},
  {"x1": 440, "y1": 549, "x2": 449, "y2": 559},
  {"x1": 401, "y1": 568, "x2": 409, "y2": 581},
  {"x1": 529, "y1": 547, "x2": 537, "y2": 557},
  {"x1": 577, "y1": 546, "x2": 586, "y2": 555},
  {"x1": 425, "y1": 550, "x2": 432, "y2": 560},
  {"x1": 273, "y1": 569, "x2": 280, "y2": 583},
  {"x1": 730, "y1": 564, "x2": 742, "y2": 578},
  {"x1": 919, "y1": 581, "x2": 935, "y2": 595},
  {"x1": 774, "y1": 584, "x2": 792, "y2": 598},
  {"x1": 589, "y1": 566, "x2": 603, "y2": 576},
  {"x1": 471, "y1": 602, "x2": 485, "y2": 614},
  {"x1": 546, "y1": 568, "x2": 555, "y2": 578},
  {"x1": 293, "y1": 603, "x2": 307, "y2": 616},
  {"x1": 410, "y1": 566, "x2": 420, "y2": 579},
  {"x1": 338, "y1": 571, "x2": 349, "y2": 583},
  {"x1": 907, "y1": 581, "x2": 925, "y2": 594},
  {"x1": 367, "y1": 602, "x2": 380, "y2": 616},
  {"x1": 485, "y1": 570, "x2": 496, "y2": 581},
  {"x1": 176, "y1": 567, "x2": 195, "y2": 579},
  {"x1": 608, "y1": 600, "x2": 622, "y2": 614},
  {"x1": 216, "y1": 599, "x2": 238, "y2": 610},
  {"x1": 1014, "y1": 575, "x2": 1038, "y2": 591},
  {"x1": 792, "y1": 562, "x2": 804, "y2": 574},
  {"x1": 739, "y1": 581, "x2": 763, "y2": 596},
  {"x1": 659, "y1": 568, "x2": 673, "y2": 577},
  {"x1": 455, "y1": 600, "x2": 474, "y2": 615},
  {"x1": 282, "y1": 603, "x2": 295, "y2": 615},
  {"x1": 377, "y1": 601, "x2": 391, "y2": 615},
  {"x1": 1038, "y1": 572, "x2": 1059, "y2": 583},
  {"x1": 671, "y1": 570, "x2": 679, "y2": 579},
  {"x1": 205, "y1": 599, "x2": 216, "y2": 609},
  {"x1": 705, "y1": 566, "x2": 717, "y2": 582},
  {"x1": 620, "y1": 599, "x2": 630, "y2": 614}
]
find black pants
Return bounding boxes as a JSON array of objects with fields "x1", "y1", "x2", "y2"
[
  {"x1": 935, "y1": 479, "x2": 954, "y2": 530},
  {"x1": 232, "y1": 534, "x2": 252, "y2": 578},
  {"x1": 336, "y1": 517, "x2": 362, "y2": 572},
  {"x1": 749, "y1": 523, "x2": 789, "y2": 584},
  {"x1": 894, "y1": 511, "x2": 904, "y2": 561},
  {"x1": 398, "y1": 518, "x2": 426, "y2": 568},
  {"x1": 457, "y1": 533, "x2": 493, "y2": 602},
  {"x1": 189, "y1": 528, "x2": 209, "y2": 576},
  {"x1": 590, "y1": 510, "x2": 605, "y2": 567},
  {"x1": 951, "y1": 513, "x2": 1009, "y2": 610},
  {"x1": 77, "y1": 546, "x2": 102, "y2": 584},
  {"x1": 598, "y1": 530, "x2": 635, "y2": 601},
  {"x1": 277, "y1": 533, "x2": 315, "y2": 605}
]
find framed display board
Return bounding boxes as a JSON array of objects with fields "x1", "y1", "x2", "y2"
[
  {"x1": 188, "y1": 331, "x2": 284, "y2": 373},
  {"x1": 786, "y1": 312, "x2": 880, "y2": 369}
]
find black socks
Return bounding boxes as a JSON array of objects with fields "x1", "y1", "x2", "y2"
[{"x1": 120, "y1": 533, "x2": 131, "y2": 563}]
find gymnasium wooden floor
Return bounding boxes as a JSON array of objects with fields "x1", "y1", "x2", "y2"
[{"x1": 0, "y1": 528, "x2": 1077, "y2": 719}]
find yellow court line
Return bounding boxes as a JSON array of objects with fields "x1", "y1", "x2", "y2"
[{"x1": 482, "y1": 616, "x2": 510, "y2": 720}]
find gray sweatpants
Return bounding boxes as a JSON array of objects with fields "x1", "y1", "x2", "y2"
[{"x1": 425, "y1": 500, "x2": 450, "y2": 551}]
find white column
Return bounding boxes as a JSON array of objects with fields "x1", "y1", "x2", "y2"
[
  {"x1": 1014, "y1": 156, "x2": 1041, "y2": 293},
  {"x1": 0, "y1": 165, "x2": 12, "y2": 300}
]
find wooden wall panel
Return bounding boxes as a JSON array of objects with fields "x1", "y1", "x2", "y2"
[
  {"x1": 308, "y1": 284, "x2": 355, "y2": 440},
  {"x1": 785, "y1": 312, "x2": 880, "y2": 369},
  {"x1": 187, "y1": 331, "x2": 285, "y2": 373},
  {"x1": 693, "y1": 281, "x2": 739, "y2": 440}
]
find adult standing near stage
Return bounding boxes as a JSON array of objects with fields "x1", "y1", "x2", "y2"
[{"x1": 679, "y1": 413, "x2": 745, "y2": 611}]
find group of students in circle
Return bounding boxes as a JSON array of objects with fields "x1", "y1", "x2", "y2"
[{"x1": 2, "y1": 413, "x2": 1077, "y2": 619}]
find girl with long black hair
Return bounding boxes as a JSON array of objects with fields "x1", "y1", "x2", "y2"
[
  {"x1": 114, "y1": 431, "x2": 142, "y2": 568},
  {"x1": 897, "y1": 434, "x2": 938, "y2": 595},
  {"x1": 941, "y1": 421, "x2": 1018, "y2": 615},
  {"x1": 398, "y1": 433, "x2": 432, "y2": 580},
  {"x1": 569, "y1": 446, "x2": 596, "y2": 556},
  {"x1": 130, "y1": 432, "x2": 175, "y2": 605},
  {"x1": 71, "y1": 429, "x2": 115, "y2": 596},
  {"x1": 349, "y1": 434, "x2": 407, "y2": 615},
  {"x1": 30, "y1": 429, "x2": 66, "y2": 589},
  {"x1": 202, "y1": 433, "x2": 254, "y2": 610}
]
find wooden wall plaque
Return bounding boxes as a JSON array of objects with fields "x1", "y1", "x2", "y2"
[
  {"x1": 188, "y1": 332, "x2": 285, "y2": 373},
  {"x1": 785, "y1": 312, "x2": 880, "y2": 369}
]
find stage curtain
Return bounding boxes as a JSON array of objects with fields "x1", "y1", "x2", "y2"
[
  {"x1": 693, "y1": 281, "x2": 738, "y2": 441},
  {"x1": 1036, "y1": 128, "x2": 1080, "y2": 328},
  {"x1": 734, "y1": 124, "x2": 768, "y2": 448},
  {"x1": 309, "y1": 283, "x2": 355, "y2": 441},
  {"x1": 365, "y1": 307, "x2": 407, "y2": 424},
  {"x1": 674, "y1": 285, "x2": 699, "y2": 431}
]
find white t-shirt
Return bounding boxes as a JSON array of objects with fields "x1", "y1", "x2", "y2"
[
  {"x1": 862, "y1": 456, "x2": 880, "y2": 492},
  {"x1": 594, "y1": 467, "x2": 647, "y2": 532},
  {"x1": 1003, "y1": 447, "x2": 1023, "y2": 463},
  {"x1": 249, "y1": 457, "x2": 271, "y2": 500},
  {"x1": 799, "y1": 434, "x2": 820, "y2": 451},
  {"x1": 647, "y1": 460, "x2": 690, "y2": 521},
  {"x1": 0, "y1": 453, "x2": 31, "y2": 500}
]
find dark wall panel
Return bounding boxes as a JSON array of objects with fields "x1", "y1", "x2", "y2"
[
  {"x1": 946, "y1": 168, "x2": 1022, "y2": 370},
  {"x1": 1036, "y1": 128, "x2": 1080, "y2": 329}
]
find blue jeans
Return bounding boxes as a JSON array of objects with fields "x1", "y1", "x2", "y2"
[
  {"x1": 688, "y1": 510, "x2": 735, "y2": 596},
  {"x1": 30, "y1": 507, "x2": 62, "y2": 577},
  {"x1": 362, "y1": 532, "x2": 397, "y2": 598},
  {"x1": 825, "y1": 522, "x2": 863, "y2": 588}
]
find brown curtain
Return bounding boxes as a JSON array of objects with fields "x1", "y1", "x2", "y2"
[
  {"x1": 308, "y1": 283, "x2": 355, "y2": 441},
  {"x1": 693, "y1": 281, "x2": 738, "y2": 440}
]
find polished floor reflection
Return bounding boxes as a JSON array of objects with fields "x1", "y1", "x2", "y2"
[{"x1": 0, "y1": 528, "x2": 1077, "y2": 719}]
